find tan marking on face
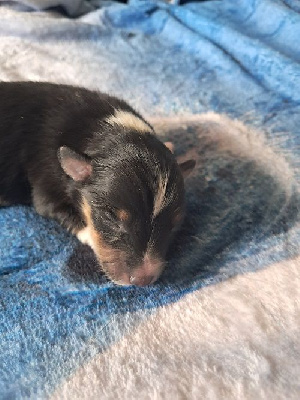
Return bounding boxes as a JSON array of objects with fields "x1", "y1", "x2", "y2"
[
  {"x1": 153, "y1": 173, "x2": 169, "y2": 218},
  {"x1": 77, "y1": 198, "x2": 103, "y2": 257},
  {"x1": 117, "y1": 209, "x2": 130, "y2": 222},
  {"x1": 78, "y1": 199, "x2": 126, "y2": 266},
  {"x1": 106, "y1": 110, "x2": 151, "y2": 133}
]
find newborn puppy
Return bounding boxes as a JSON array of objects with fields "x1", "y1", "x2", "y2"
[{"x1": 0, "y1": 81, "x2": 195, "y2": 286}]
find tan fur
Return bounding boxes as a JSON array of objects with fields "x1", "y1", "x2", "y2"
[
  {"x1": 106, "y1": 110, "x2": 151, "y2": 133},
  {"x1": 116, "y1": 209, "x2": 130, "y2": 222},
  {"x1": 76, "y1": 198, "x2": 104, "y2": 259},
  {"x1": 77, "y1": 199, "x2": 127, "y2": 268}
]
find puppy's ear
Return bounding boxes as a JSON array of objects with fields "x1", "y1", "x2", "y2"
[
  {"x1": 164, "y1": 141, "x2": 174, "y2": 153},
  {"x1": 179, "y1": 159, "x2": 196, "y2": 179},
  {"x1": 58, "y1": 146, "x2": 92, "y2": 182}
]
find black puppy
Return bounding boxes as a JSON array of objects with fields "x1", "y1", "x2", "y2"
[{"x1": 0, "y1": 81, "x2": 195, "y2": 286}]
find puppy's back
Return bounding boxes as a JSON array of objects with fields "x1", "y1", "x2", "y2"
[
  {"x1": 0, "y1": 81, "x2": 150, "y2": 205},
  {"x1": 0, "y1": 82, "x2": 106, "y2": 204}
]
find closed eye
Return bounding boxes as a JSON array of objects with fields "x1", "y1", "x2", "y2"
[{"x1": 102, "y1": 208, "x2": 117, "y2": 221}]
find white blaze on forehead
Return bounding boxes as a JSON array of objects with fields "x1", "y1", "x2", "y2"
[
  {"x1": 153, "y1": 172, "x2": 171, "y2": 217},
  {"x1": 106, "y1": 109, "x2": 151, "y2": 133}
]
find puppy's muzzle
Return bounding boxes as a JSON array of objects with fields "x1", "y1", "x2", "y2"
[{"x1": 103, "y1": 253, "x2": 164, "y2": 287}]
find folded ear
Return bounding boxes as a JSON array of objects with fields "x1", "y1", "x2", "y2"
[
  {"x1": 58, "y1": 146, "x2": 92, "y2": 182},
  {"x1": 164, "y1": 141, "x2": 174, "y2": 153},
  {"x1": 179, "y1": 159, "x2": 196, "y2": 179}
]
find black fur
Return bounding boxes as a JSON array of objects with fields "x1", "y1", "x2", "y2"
[{"x1": 0, "y1": 81, "x2": 194, "y2": 286}]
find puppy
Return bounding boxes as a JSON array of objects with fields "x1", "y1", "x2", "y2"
[{"x1": 0, "y1": 82, "x2": 195, "y2": 286}]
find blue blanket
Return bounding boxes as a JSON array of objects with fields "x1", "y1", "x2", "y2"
[{"x1": 0, "y1": 1, "x2": 300, "y2": 398}]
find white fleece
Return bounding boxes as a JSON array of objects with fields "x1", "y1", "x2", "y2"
[{"x1": 52, "y1": 256, "x2": 300, "y2": 400}]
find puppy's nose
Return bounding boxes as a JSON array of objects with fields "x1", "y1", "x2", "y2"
[
  {"x1": 129, "y1": 274, "x2": 155, "y2": 287},
  {"x1": 129, "y1": 254, "x2": 164, "y2": 287}
]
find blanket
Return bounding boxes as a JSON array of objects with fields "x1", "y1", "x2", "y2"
[{"x1": 0, "y1": 1, "x2": 299, "y2": 399}]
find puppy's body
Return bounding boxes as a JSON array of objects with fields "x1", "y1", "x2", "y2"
[{"x1": 0, "y1": 82, "x2": 194, "y2": 286}]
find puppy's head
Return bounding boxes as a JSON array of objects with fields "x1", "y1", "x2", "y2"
[{"x1": 59, "y1": 122, "x2": 195, "y2": 286}]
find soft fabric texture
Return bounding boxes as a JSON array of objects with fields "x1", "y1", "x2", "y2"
[
  {"x1": 52, "y1": 256, "x2": 300, "y2": 400},
  {"x1": 0, "y1": 1, "x2": 299, "y2": 399}
]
